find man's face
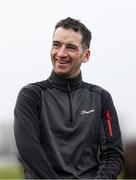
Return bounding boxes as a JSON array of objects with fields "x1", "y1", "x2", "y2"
[{"x1": 50, "y1": 27, "x2": 90, "y2": 78}]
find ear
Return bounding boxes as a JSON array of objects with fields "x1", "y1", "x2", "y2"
[{"x1": 82, "y1": 49, "x2": 90, "y2": 63}]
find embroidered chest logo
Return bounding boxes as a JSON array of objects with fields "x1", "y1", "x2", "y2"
[{"x1": 81, "y1": 109, "x2": 95, "y2": 115}]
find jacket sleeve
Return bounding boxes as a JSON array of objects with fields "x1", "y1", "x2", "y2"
[
  {"x1": 14, "y1": 85, "x2": 58, "y2": 179},
  {"x1": 95, "y1": 90, "x2": 124, "y2": 179}
]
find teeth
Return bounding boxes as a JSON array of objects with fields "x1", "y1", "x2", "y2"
[{"x1": 57, "y1": 60, "x2": 69, "y2": 64}]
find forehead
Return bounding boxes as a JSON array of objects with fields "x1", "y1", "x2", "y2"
[{"x1": 53, "y1": 27, "x2": 83, "y2": 45}]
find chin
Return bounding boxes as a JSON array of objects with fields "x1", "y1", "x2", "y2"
[{"x1": 54, "y1": 70, "x2": 70, "y2": 77}]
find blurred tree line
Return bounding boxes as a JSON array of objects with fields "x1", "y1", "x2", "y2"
[{"x1": 0, "y1": 121, "x2": 17, "y2": 156}]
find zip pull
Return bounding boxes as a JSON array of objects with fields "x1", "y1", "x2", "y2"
[{"x1": 106, "y1": 111, "x2": 113, "y2": 138}]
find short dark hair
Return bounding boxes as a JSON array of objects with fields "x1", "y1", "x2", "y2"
[{"x1": 54, "y1": 17, "x2": 92, "y2": 50}]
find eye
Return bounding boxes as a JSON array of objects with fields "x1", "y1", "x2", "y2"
[
  {"x1": 67, "y1": 45, "x2": 78, "y2": 51},
  {"x1": 52, "y1": 41, "x2": 60, "y2": 48}
]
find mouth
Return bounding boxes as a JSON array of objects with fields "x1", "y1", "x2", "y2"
[{"x1": 56, "y1": 59, "x2": 71, "y2": 64}]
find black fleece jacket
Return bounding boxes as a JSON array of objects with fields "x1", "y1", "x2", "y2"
[{"x1": 14, "y1": 71, "x2": 124, "y2": 179}]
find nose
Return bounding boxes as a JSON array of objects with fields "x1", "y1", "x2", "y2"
[{"x1": 57, "y1": 45, "x2": 67, "y2": 58}]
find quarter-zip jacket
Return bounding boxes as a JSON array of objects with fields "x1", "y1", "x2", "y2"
[{"x1": 14, "y1": 71, "x2": 124, "y2": 179}]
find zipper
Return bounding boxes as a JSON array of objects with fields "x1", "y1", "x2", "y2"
[
  {"x1": 67, "y1": 82, "x2": 73, "y2": 125},
  {"x1": 106, "y1": 111, "x2": 113, "y2": 138}
]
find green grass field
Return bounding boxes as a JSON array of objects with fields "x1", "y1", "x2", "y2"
[
  {"x1": 0, "y1": 165, "x2": 124, "y2": 179},
  {"x1": 0, "y1": 165, "x2": 23, "y2": 179}
]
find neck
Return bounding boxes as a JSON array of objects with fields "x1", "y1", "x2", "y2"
[
  {"x1": 53, "y1": 70, "x2": 81, "y2": 80},
  {"x1": 48, "y1": 70, "x2": 83, "y2": 91}
]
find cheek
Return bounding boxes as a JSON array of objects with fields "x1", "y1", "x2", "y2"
[
  {"x1": 50, "y1": 48, "x2": 56, "y2": 57},
  {"x1": 71, "y1": 57, "x2": 82, "y2": 70},
  {"x1": 74, "y1": 54, "x2": 83, "y2": 64},
  {"x1": 50, "y1": 49, "x2": 53, "y2": 58},
  {"x1": 50, "y1": 48, "x2": 54, "y2": 54}
]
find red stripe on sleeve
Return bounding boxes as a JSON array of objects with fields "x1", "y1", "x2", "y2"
[{"x1": 106, "y1": 111, "x2": 113, "y2": 138}]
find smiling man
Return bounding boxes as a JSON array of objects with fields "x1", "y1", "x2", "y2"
[
  {"x1": 51, "y1": 27, "x2": 90, "y2": 78},
  {"x1": 14, "y1": 17, "x2": 124, "y2": 179}
]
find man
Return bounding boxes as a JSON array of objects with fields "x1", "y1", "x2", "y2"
[{"x1": 14, "y1": 17, "x2": 124, "y2": 179}]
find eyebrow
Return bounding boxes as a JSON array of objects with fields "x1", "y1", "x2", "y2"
[
  {"x1": 52, "y1": 40, "x2": 60, "y2": 44},
  {"x1": 52, "y1": 40, "x2": 78, "y2": 48}
]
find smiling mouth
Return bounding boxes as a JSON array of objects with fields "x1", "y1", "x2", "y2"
[{"x1": 56, "y1": 59, "x2": 70, "y2": 64}]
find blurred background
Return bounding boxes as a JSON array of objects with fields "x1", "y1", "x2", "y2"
[{"x1": 0, "y1": 0, "x2": 136, "y2": 179}]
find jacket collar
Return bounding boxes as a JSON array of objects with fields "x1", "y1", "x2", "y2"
[{"x1": 48, "y1": 71, "x2": 83, "y2": 91}]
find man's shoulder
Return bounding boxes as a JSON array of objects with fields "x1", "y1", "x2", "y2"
[
  {"x1": 18, "y1": 79, "x2": 50, "y2": 98},
  {"x1": 84, "y1": 82, "x2": 112, "y2": 102},
  {"x1": 83, "y1": 82, "x2": 104, "y2": 93},
  {"x1": 83, "y1": 82, "x2": 111, "y2": 97},
  {"x1": 24, "y1": 79, "x2": 49, "y2": 91}
]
